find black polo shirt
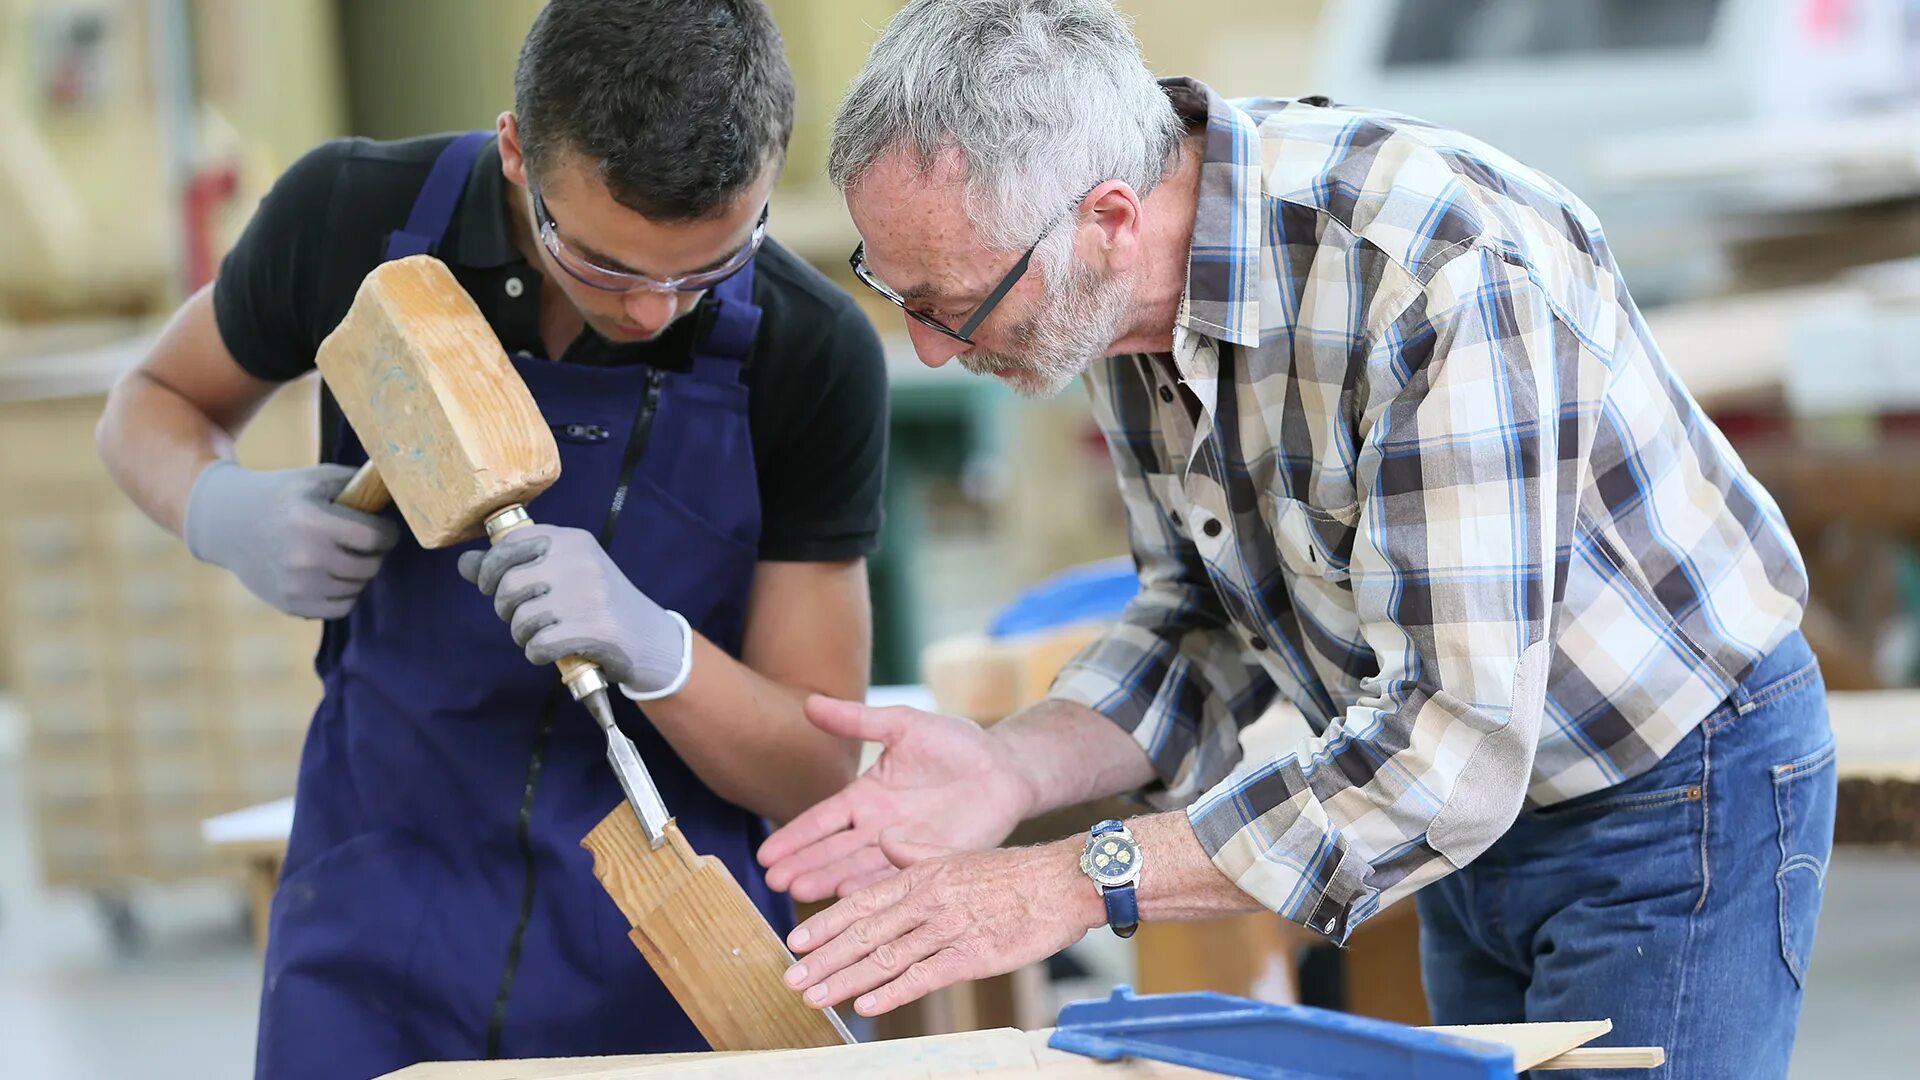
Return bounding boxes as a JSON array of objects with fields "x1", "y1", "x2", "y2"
[{"x1": 213, "y1": 134, "x2": 888, "y2": 563}]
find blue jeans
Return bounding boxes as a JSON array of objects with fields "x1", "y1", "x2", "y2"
[{"x1": 1417, "y1": 631, "x2": 1836, "y2": 1079}]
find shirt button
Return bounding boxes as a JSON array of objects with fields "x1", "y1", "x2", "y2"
[
  {"x1": 1251, "y1": 636, "x2": 1269, "y2": 651},
  {"x1": 1203, "y1": 519, "x2": 1222, "y2": 537},
  {"x1": 504, "y1": 276, "x2": 525, "y2": 298},
  {"x1": 1158, "y1": 385, "x2": 1174, "y2": 404},
  {"x1": 1168, "y1": 510, "x2": 1182, "y2": 527}
]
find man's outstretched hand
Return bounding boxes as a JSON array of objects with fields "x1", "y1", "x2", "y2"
[{"x1": 756, "y1": 696, "x2": 1037, "y2": 901}]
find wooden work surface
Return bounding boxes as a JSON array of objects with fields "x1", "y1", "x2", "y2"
[{"x1": 378, "y1": 1018, "x2": 1658, "y2": 1078}]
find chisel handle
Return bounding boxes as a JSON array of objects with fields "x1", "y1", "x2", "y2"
[{"x1": 484, "y1": 503, "x2": 609, "y2": 700}]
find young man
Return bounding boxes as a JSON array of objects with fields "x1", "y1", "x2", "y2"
[
  {"x1": 758, "y1": 1, "x2": 1834, "y2": 1074},
  {"x1": 95, "y1": 1, "x2": 886, "y2": 1075}
]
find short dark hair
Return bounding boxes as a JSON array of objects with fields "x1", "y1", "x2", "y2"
[{"x1": 514, "y1": 0, "x2": 795, "y2": 221}]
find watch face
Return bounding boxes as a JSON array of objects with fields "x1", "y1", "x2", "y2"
[{"x1": 1082, "y1": 832, "x2": 1142, "y2": 887}]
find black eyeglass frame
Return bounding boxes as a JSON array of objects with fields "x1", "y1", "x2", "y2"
[{"x1": 847, "y1": 193, "x2": 1091, "y2": 345}]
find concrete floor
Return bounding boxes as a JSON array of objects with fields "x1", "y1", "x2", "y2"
[{"x1": 1, "y1": 707, "x2": 1915, "y2": 1078}]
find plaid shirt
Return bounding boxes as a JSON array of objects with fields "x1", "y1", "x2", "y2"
[{"x1": 1050, "y1": 79, "x2": 1809, "y2": 942}]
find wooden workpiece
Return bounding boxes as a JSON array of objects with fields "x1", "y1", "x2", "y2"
[
  {"x1": 581, "y1": 806, "x2": 851, "y2": 1052},
  {"x1": 313, "y1": 254, "x2": 559, "y2": 547},
  {"x1": 380, "y1": 1019, "x2": 1660, "y2": 1077}
]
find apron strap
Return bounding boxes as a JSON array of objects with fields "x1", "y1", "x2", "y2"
[
  {"x1": 385, "y1": 131, "x2": 493, "y2": 260},
  {"x1": 691, "y1": 260, "x2": 763, "y2": 381}
]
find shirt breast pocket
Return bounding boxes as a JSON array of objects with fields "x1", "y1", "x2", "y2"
[{"x1": 1266, "y1": 496, "x2": 1360, "y2": 584}]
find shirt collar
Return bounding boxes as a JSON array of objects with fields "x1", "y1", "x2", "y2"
[{"x1": 1161, "y1": 77, "x2": 1263, "y2": 351}]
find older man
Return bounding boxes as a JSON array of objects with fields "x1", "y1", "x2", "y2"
[{"x1": 760, "y1": 0, "x2": 1834, "y2": 1073}]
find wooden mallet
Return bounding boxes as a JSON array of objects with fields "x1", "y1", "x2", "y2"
[{"x1": 313, "y1": 254, "x2": 851, "y2": 1051}]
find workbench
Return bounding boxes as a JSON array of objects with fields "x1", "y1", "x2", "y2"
[{"x1": 374, "y1": 986, "x2": 1663, "y2": 1078}]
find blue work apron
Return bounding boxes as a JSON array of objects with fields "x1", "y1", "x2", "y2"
[{"x1": 255, "y1": 132, "x2": 784, "y2": 1078}]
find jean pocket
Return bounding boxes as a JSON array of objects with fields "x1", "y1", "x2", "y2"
[
  {"x1": 1772, "y1": 737, "x2": 1837, "y2": 987},
  {"x1": 1530, "y1": 781, "x2": 1704, "y2": 821}
]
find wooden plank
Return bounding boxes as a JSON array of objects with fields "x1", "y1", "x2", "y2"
[
  {"x1": 382, "y1": 1027, "x2": 1214, "y2": 1079},
  {"x1": 1535, "y1": 1046, "x2": 1667, "y2": 1070},
  {"x1": 1425, "y1": 1020, "x2": 1610, "y2": 1070},
  {"x1": 382, "y1": 1018, "x2": 1650, "y2": 1078},
  {"x1": 379, "y1": 1050, "x2": 729, "y2": 1080},
  {"x1": 581, "y1": 808, "x2": 850, "y2": 1052}
]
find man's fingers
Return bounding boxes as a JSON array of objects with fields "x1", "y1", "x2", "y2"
[
  {"x1": 764, "y1": 827, "x2": 873, "y2": 894},
  {"x1": 324, "y1": 549, "x2": 386, "y2": 586},
  {"x1": 315, "y1": 501, "x2": 401, "y2": 554},
  {"x1": 788, "y1": 844, "x2": 894, "y2": 903},
  {"x1": 853, "y1": 948, "x2": 972, "y2": 1016},
  {"x1": 506, "y1": 595, "x2": 560, "y2": 645},
  {"x1": 456, "y1": 550, "x2": 484, "y2": 584},
  {"x1": 877, "y1": 829, "x2": 956, "y2": 870},
  {"x1": 758, "y1": 795, "x2": 853, "y2": 869},
  {"x1": 792, "y1": 921, "x2": 949, "y2": 1011},
  {"x1": 786, "y1": 870, "x2": 912, "y2": 957},
  {"x1": 493, "y1": 574, "x2": 551, "y2": 625},
  {"x1": 472, "y1": 536, "x2": 550, "y2": 596},
  {"x1": 802, "y1": 694, "x2": 909, "y2": 743},
  {"x1": 836, "y1": 866, "x2": 901, "y2": 898},
  {"x1": 304, "y1": 463, "x2": 361, "y2": 498}
]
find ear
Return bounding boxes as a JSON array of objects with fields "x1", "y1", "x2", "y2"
[
  {"x1": 1078, "y1": 179, "x2": 1144, "y2": 275},
  {"x1": 497, "y1": 112, "x2": 528, "y2": 188}
]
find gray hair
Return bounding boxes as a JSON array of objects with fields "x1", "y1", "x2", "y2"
[{"x1": 829, "y1": 0, "x2": 1181, "y2": 275}]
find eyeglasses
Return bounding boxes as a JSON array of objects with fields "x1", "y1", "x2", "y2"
[
  {"x1": 532, "y1": 188, "x2": 767, "y2": 294},
  {"x1": 848, "y1": 197, "x2": 1084, "y2": 346}
]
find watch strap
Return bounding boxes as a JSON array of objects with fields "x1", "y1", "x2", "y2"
[
  {"x1": 1088, "y1": 819, "x2": 1139, "y2": 938},
  {"x1": 1105, "y1": 881, "x2": 1139, "y2": 938}
]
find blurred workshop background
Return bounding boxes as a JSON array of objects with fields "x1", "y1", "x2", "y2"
[{"x1": 2, "y1": 1, "x2": 1919, "y2": 1077}]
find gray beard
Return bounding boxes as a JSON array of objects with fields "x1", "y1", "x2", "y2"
[{"x1": 959, "y1": 258, "x2": 1133, "y2": 398}]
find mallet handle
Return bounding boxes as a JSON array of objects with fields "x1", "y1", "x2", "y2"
[{"x1": 335, "y1": 462, "x2": 392, "y2": 513}]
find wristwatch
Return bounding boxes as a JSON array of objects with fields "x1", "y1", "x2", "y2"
[{"x1": 1079, "y1": 819, "x2": 1141, "y2": 938}]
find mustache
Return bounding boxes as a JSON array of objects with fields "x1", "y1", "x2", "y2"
[{"x1": 958, "y1": 351, "x2": 1030, "y2": 374}]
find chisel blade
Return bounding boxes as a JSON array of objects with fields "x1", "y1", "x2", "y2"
[{"x1": 582, "y1": 688, "x2": 672, "y2": 847}]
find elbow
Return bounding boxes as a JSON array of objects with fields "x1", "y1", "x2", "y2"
[
  {"x1": 94, "y1": 374, "x2": 130, "y2": 473},
  {"x1": 1423, "y1": 641, "x2": 1551, "y2": 867}
]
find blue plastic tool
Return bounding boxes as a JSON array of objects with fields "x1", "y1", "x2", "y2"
[
  {"x1": 1049, "y1": 986, "x2": 1516, "y2": 1079},
  {"x1": 987, "y1": 557, "x2": 1139, "y2": 638}
]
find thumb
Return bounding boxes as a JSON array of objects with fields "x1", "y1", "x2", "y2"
[
  {"x1": 456, "y1": 549, "x2": 485, "y2": 585},
  {"x1": 877, "y1": 829, "x2": 955, "y2": 870},
  {"x1": 803, "y1": 694, "x2": 908, "y2": 743}
]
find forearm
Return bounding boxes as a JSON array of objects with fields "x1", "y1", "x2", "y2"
[
  {"x1": 644, "y1": 634, "x2": 862, "y2": 824},
  {"x1": 96, "y1": 287, "x2": 274, "y2": 536},
  {"x1": 990, "y1": 698, "x2": 1158, "y2": 819},
  {"x1": 97, "y1": 370, "x2": 233, "y2": 535}
]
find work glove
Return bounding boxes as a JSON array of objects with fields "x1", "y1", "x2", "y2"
[
  {"x1": 184, "y1": 460, "x2": 401, "y2": 620},
  {"x1": 457, "y1": 524, "x2": 693, "y2": 701}
]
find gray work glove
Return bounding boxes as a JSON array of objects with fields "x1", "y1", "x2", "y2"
[
  {"x1": 457, "y1": 524, "x2": 693, "y2": 700},
  {"x1": 184, "y1": 460, "x2": 401, "y2": 620}
]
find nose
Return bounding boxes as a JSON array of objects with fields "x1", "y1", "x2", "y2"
[
  {"x1": 906, "y1": 318, "x2": 970, "y2": 369},
  {"x1": 622, "y1": 288, "x2": 683, "y2": 333}
]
